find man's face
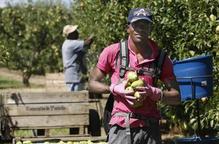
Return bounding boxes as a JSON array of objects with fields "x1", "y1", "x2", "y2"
[{"x1": 127, "y1": 20, "x2": 152, "y2": 42}]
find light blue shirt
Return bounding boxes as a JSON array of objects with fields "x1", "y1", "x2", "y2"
[{"x1": 62, "y1": 39, "x2": 87, "y2": 83}]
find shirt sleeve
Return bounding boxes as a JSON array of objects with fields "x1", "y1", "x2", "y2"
[
  {"x1": 73, "y1": 40, "x2": 85, "y2": 52},
  {"x1": 96, "y1": 44, "x2": 118, "y2": 74}
]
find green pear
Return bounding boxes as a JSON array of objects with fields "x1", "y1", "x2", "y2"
[
  {"x1": 131, "y1": 91, "x2": 144, "y2": 108},
  {"x1": 58, "y1": 141, "x2": 66, "y2": 144},
  {"x1": 125, "y1": 86, "x2": 134, "y2": 92},
  {"x1": 131, "y1": 79, "x2": 144, "y2": 89},
  {"x1": 127, "y1": 71, "x2": 138, "y2": 82},
  {"x1": 134, "y1": 91, "x2": 140, "y2": 98},
  {"x1": 23, "y1": 141, "x2": 32, "y2": 144}
]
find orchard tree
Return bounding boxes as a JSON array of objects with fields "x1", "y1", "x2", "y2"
[
  {"x1": 71, "y1": 0, "x2": 131, "y2": 69},
  {"x1": 72, "y1": 0, "x2": 218, "y2": 68},
  {"x1": 72, "y1": 0, "x2": 219, "y2": 135},
  {"x1": 0, "y1": 2, "x2": 73, "y2": 86}
]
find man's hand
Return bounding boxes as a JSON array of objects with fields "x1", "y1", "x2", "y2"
[
  {"x1": 84, "y1": 34, "x2": 94, "y2": 46},
  {"x1": 135, "y1": 83, "x2": 163, "y2": 102},
  {"x1": 109, "y1": 81, "x2": 131, "y2": 96},
  {"x1": 109, "y1": 81, "x2": 136, "y2": 105}
]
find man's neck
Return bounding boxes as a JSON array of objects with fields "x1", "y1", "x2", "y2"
[{"x1": 129, "y1": 38, "x2": 152, "y2": 58}]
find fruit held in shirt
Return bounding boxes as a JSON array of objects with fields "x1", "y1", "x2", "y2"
[
  {"x1": 134, "y1": 91, "x2": 141, "y2": 98},
  {"x1": 127, "y1": 71, "x2": 138, "y2": 82},
  {"x1": 125, "y1": 86, "x2": 134, "y2": 92},
  {"x1": 125, "y1": 71, "x2": 145, "y2": 108},
  {"x1": 130, "y1": 79, "x2": 144, "y2": 89},
  {"x1": 133, "y1": 91, "x2": 146, "y2": 108}
]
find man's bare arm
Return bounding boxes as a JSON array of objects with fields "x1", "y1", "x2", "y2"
[
  {"x1": 88, "y1": 67, "x2": 110, "y2": 94},
  {"x1": 162, "y1": 78, "x2": 181, "y2": 105}
]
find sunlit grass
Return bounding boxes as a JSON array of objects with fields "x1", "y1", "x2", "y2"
[
  {"x1": 0, "y1": 76, "x2": 24, "y2": 89},
  {"x1": 0, "y1": 76, "x2": 44, "y2": 89}
]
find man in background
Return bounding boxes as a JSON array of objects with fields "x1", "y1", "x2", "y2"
[{"x1": 62, "y1": 25, "x2": 93, "y2": 91}]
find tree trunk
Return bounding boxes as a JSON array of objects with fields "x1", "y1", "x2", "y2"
[{"x1": 22, "y1": 72, "x2": 31, "y2": 87}]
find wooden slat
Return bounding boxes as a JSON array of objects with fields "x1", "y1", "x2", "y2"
[
  {"x1": 4, "y1": 103, "x2": 89, "y2": 116},
  {"x1": 13, "y1": 135, "x2": 93, "y2": 143},
  {"x1": 14, "y1": 125, "x2": 87, "y2": 130},
  {"x1": 2, "y1": 91, "x2": 89, "y2": 104},
  {"x1": 79, "y1": 125, "x2": 84, "y2": 135},
  {"x1": 8, "y1": 115, "x2": 89, "y2": 128},
  {"x1": 13, "y1": 127, "x2": 89, "y2": 137},
  {"x1": 13, "y1": 136, "x2": 107, "y2": 143}
]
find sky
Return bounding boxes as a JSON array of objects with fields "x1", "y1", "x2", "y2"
[
  {"x1": 0, "y1": 0, "x2": 7, "y2": 7},
  {"x1": 0, "y1": 0, "x2": 73, "y2": 7}
]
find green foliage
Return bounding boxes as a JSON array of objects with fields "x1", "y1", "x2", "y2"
[
  {"x1": 72, "y1": 0, "x2": 218, "y2": 78},
  {"x1": 71, "y1": 0, "x2": 130, "y2": 68},
  {"x1": 150, "y1": 1, "x2": 218, "y2": 56},
  {"x1": 161, "y1": 95, "x2": 219, "y2": 136},
  {"x1": 0, "y1": 2, "x2": 72, "y2": 86},
  {"x1": 0, "y1": 0, "x2": 218, "y2": 136},
  {"x1": 72, "y1": 0, "x2": 219, "y2": 135}
]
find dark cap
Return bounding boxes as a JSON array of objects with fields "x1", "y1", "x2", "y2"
[{"x1": 128, "y1": 8, "x2": 152, "y2": 23}]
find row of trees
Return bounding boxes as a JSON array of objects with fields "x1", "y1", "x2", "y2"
[
  {"x1": 0, "y1": 0, "x2": 218, "y2": 136},
  {"x1": 0, "y1": 2, "x2": 73, "y2": 86},
  {"x1": 72, "y1": 1, "x2": 219, "y2": 135}
]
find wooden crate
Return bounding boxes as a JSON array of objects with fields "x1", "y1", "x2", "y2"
[{"x1": 0, "y1": 91, "x2": 90, "y2": 142}]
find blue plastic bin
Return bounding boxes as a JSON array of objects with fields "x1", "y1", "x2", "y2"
[{"x1": 173, "y1": 55, "x2": 213, "y2": 101}]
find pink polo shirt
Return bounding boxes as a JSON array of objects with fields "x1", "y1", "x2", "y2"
[{"x1": 97, "y1": 37, "x2": 175, "y2": 128}]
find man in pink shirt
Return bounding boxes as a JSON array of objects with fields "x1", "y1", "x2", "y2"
[{"x1": 88, "y1": 8, "x2": 180, "y2": 144}]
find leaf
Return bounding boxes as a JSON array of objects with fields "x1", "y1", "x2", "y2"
[
  {"x1": 210, "y1": 120, "x2": 215, "y2": 127},
  {"x1": 190, "y1": 118, "x2": 197, "y2": 124}
]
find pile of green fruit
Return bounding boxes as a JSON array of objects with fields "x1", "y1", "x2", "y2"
[
  {"x1": 125, "y1": 71, "x2": 145, "y2": 108},
  {"x1": 16, "y1": 140, "x2": 107, "y2": 144}
]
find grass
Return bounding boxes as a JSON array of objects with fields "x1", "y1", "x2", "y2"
[
  {"x1": 0, "y1": 76, "x2": 44, "y2": 89},
  {"x1": 0, "y1": 76, "x2": 24, "y2": 89}
]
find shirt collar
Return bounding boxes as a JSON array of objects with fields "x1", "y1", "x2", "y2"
[{"x1": 127, "y1": 36, "x2": 158, "y2": 64}]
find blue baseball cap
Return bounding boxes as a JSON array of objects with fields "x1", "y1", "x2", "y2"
[{"x1": 128, "y1": 8, "x2": 153, "y2": 23}]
